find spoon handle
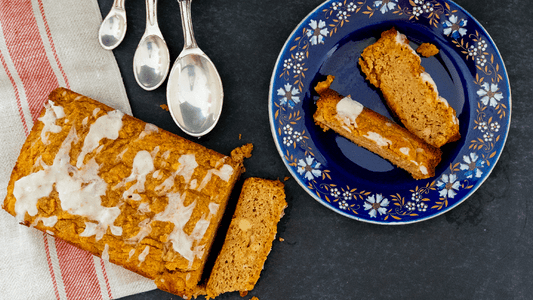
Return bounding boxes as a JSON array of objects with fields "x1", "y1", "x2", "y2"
[
  {"x1": 178, "y1": 0, "x2": 197, "y2": 49},
  {"x1": 146, "y1": 0, "x2": 158, "y2": 28},
  {"x1": 112, "y1": 0, "x2": 125, "y2": 10}
]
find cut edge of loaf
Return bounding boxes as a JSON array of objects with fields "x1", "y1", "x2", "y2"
[{"x1": 205, "y1": 177, "x2": 287, "y2": 299}]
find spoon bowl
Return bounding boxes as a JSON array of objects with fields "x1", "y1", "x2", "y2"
[
  {"x1": 166, "y1": 0, "x2": 223, "y2": 137},
  {"x1": 133, "y1": 0, "x2": 170, "y2": 91},
  {"x1": 99, "y1": 0, "x2": 126, "y2": 50},
  {"x1": 167, "y1": 48, "x2": 223, "y2": 136}
]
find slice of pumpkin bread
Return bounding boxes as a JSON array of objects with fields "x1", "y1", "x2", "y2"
[
  {"x1": 206, "y1": 178, "x2": 287, "y2": 298},
  {"x1": 313, "y1": 75, "x2": 441, "y2": 179},
  {"x1": 359, "y1": 27, "x2": 460, "y2": 147}
]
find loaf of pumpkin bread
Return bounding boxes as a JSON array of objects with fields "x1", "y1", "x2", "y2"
[{"x1": 2, "y1": 87, "x2": 253, "y2": 298}]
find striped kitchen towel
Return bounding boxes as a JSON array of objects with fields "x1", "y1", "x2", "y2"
[{"x1": 0, "y1": 0, "x2": 156, "y2": 299}]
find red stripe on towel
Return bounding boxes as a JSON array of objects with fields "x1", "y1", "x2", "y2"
[
  {"x1": 0, "y1": 0, "x2": 58, "y2": 121},
  {"x1": 56, "y1": 239, "x2": 103, "y2": 300},
  {"x1": 1, "y1": 3, "x2": 104, "y2": 299},
  {"x1": 100, "y1": 259, "x2": 114, "y2": 299},
  {"x1": 43, "y1": 233, "x2": 61, "y2": 300},
  {"x1": 37, "y1": 0, "x2": 70, "y2": 89}
]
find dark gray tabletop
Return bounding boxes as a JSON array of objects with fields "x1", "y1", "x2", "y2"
[{"x1": 95, "y1": 0, "x2": 531, "y2": 299}]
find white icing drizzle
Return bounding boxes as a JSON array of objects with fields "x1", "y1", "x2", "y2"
[
  {"x1": 411, "y1": 160, "x2": 419, "y2": 166},
  {"x1": 420, "y1": 166, "x2": 428, "y2": 175},
  {"x1": 416, "y1": 148, "x2": 425, "y2": 153},
  {"x1": 120, "y1": 151, "x2": 155, "y2": 201},
  {"x1": 138, "y1": 123, "x2": 159, "y2": 140},
  {"x1": 162, "y1": 150, "x2": 171, "y2": 160},
  {"x1": 32, "y1": 156, "x2": 45, "y2": 169},
  {"x1": 364, "y1": 132, "x2": 392, "y2": 147},
  {"x1": 154, "y1": 192, "x2": 197, "y2": 261},
  {"x1": 46, "y1": 230, "x2": 54, "y2": 235},
  {"x1": 80, "y1": 220, "x2": 122, "y2": 240},
  {"x1": 82, "y1": 116, "x2": 89, "y2": 126},
  {"x1": 128, "y1": 249, "x2": 136, "y2": 260},
  {"x1": 13, "y1": 127, "x2": 79, "y2": 221},
  {"x1": 96, "y1": 144, "x2": 105, "y2": 154},
  {"x1": 14, "y1": 119, "x2": 124, "y2": 241},
  {"x1": 116, "y1": 147, "x2": 128, "y2": 162},
  {"x1": 101, "y1": 244, "x2": 109, "y2": 261},
  {"x1": 38, "y1": 100, "x2": 65, "y2": 144},
  {"x1": 138, "y1": 202, "x2": 150, "y2": 213},
  {"x1": 395, "y1": 30, "x2": 407, "y2": 44},
  {"x1": 92, "y1": 108, "x2": 100, "y2": 117},
  {"x1": 138, "y1": 246, "x2": 150, "y2": 262},
  {"x1": 145, "y1": 123, "x2": 159, "y2": 132},
  {"x1": 208, "y1": 203, "x2": 219, "y2": 215},
  {"x1": 152, "y1": 170, "x2": 163, "y2": 180},
  {"x1": 336, "y1": 96, "x2": 364, "y2": 128},
  {"x1": 175, "y1": 154, "x2": 198, "y2": 183},
  {"x1": 197, "y1": 164, "x2": 234, "y2": 191},
  {"x1": 156, "y1": 154, "x2": 198, "y2": 193},
  {"x1": 418, "y1": 64, "x2": 453, "y2": 113},
  {"x1": 191, "y1": 219, "x2": 210, "y2": 241},
  {"x1": 189, "y1": 179, "x2": 198, "y2": 190},
  {"x1": 126, "y1": 218, "x2": 152, "y2": 244},
  {"x1": 131, "y1": 192, "x2": 220, "y2": 263},
  {"x1": 214, "y1": 164, "x2": 234, "y2": 182},
  {"x1": 77, "y1": 110, "x2": 124, "y2": 168},
  {"x1": 395, "y1": 31, "x2": 418, "y2": 57},
  {"x1": 399, "y1": 147, "x2": 410, "y2": 156},
  {"x1": 150, "y1": 146, "x2": 160, "y2": 158},
  {"x1": 385, "y1": 122, "x2": 392, "y2": 127},
  {"x1": 31, "y1": 216, "x2": 58, "y2": 228}
]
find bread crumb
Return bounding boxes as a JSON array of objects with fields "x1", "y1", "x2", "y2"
[
  {"x1": 239, "y1": 133, "x2": 242, "y2": 140},
  {"x1": 283, "y1": 176, "x2": 290, "y2": 182},
  {"x1": 416, "y1": 43, "x2": 439, "y2": 57},
  {"x1": 279, "y1": 237, "x2": 284, "y2": 242},
  {"x1": 160, "y1": 104, "x2": 169, "y2": 111},
  {"x1": 239, "y1": 291, "x2": 248, "y2": 297},
  {"x1": 251, "y1": 297, "x2": 259, "y2": 300}
]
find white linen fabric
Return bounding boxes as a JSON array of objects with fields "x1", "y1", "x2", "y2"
[{"x1": 0, "y1": 0, "x2": 157, "y2": 299}]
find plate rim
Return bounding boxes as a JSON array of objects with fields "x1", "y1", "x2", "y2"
[{"x1": 268, "y1": 0, "x2": 512, "y2": 225}]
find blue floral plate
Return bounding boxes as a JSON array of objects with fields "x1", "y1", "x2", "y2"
[{"x1": 268, "y1": 0, "x2": 511, "y2": 224}]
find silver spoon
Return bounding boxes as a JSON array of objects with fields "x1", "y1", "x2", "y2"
[
  {"x1": 98, "y1": 0, "x2": 127, "y2": 50},
  {"x1": 166, "y1": 0, "x2": 223, "y2": 137},
  {"x1": 133, "y1": 0, "x2": 170, "y2": 91}
]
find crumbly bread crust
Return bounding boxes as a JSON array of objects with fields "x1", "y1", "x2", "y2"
[
  {"x1": 359, "y1": 27, "x2": 460, "y2": 147},
  {"x1": 206, "y1": 178, "x2": 287, "y2": 298},
  {"x1": 2, "y1": 88, "x2": 252, "y2": 298},
  {"x1": 313, "y1": 76, "x2": 442, "y2": 179}
]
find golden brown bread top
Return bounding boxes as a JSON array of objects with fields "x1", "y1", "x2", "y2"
[
  {"x1": 206, "y1": 177, "x2": 287, "y2": 298},
  {"x1": 313, "y1": 76, "x2": 441, "y2": 179},
  {"x1": 2, "y1": 87, "x2": 252, "y2": 297},
  {"x1": 359, "y1": 27, "x2": 460, "y2": 148}
]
